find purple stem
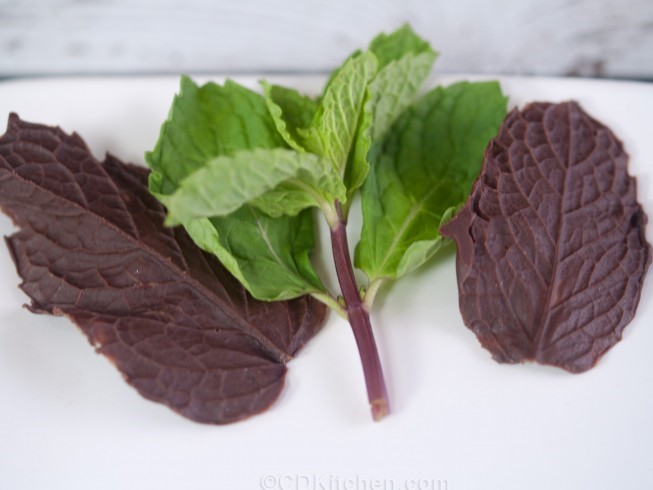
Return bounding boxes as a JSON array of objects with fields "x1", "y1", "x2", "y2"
[{"x1": 330, "y1": 202, "x2": 389, "y2": 421}]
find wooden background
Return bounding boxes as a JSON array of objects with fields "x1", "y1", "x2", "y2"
[{"x1": 1, "y1": 0, "x2": 652, "y2": 79}]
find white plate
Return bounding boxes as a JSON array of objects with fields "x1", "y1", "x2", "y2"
[{"x1": 0, "y1": 75, "x2": 652, "y2": 490}]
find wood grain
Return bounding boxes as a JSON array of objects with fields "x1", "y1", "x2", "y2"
[{"x1": 0, "y1": 0, "x2": 652, "y2": 78}]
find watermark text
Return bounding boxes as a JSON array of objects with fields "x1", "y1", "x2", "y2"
[{"x1": 260, "y1": 474, "x2": 448, "y2": 490}]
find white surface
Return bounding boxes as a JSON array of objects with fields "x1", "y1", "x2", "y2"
[
  {"x1": 1, "y1": 0, "x2": 653, "y2": 78},
  {"x1": 0, "y1": 75, "x2": 652, "y2": 490}
]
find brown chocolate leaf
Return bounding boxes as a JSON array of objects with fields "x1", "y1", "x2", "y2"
[
  {"x1": 0, "y1": 114, "x2": 327, "y2": 423},
  {"x1": 441, "y1": 102, "x2": 650, "y2": 372}
]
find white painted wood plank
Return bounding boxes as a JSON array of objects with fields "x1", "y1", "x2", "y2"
[{"x1": 0, "y1": 0, "x2": 652, "y2": 78}]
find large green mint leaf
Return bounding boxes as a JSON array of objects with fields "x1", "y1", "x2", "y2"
[
  {"x1": 346, "y1": 26, "x2": 437, "y2": 198},
  {"x1": 261, "y1": 81, "x2": 317, "y2": 152},
  {"x1": 146, "y1": 75, "x2": 326, "y2": 301},
  {"x1": 355, "y1": 81, "x2": 508, "y2": 285},
  {"x1": 147, "y1": 75, "x2": 285, "y2": 195},
  {"x1": 300, "y1": 51, "x2": 378, "y2": 180}
]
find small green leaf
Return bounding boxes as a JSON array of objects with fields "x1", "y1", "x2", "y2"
[
  {"x1": 366, "y1": 51, "x2": 437, "y2": 141},
  {"x1": 320, "y1": 49, "x2": 363, "y2": 101},
  {"x1": 185, "y1": 208, "x2": 324, "y2": 301},
  {"x1": 355, "y1": 81, "x2": 508, "y2": 284},
  {"x1": 261, "y1": 81, "x2": 317, "y2": 152},
  {"x1": 146, "y1": 75, "x2": 327, "y2": 301},
  {"x1": 345, "y1": 25, "x2": 437, "y2": 201},
  {"x1": 300, "y1": 51, "x2": 378, "y2": 177},
  {"x1": 163, "y1": 148, "x2": 344, "y2": 224},
  {"x1": 368, "y1": 23, "x2": 433, "y2": 67}
]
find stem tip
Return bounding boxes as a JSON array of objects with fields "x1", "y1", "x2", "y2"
[{"x1": 371, "y1": 399, "x2": 389, "y2": 421}]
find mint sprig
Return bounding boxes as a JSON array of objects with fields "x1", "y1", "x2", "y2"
[
  {"x1": 146, "y1": 75, "x2": 328, "y2": 303},
  {"x1": 147, "y1": 24, "x2": 508, "y2": 420}
]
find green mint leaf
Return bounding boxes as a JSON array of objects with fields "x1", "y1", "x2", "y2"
[
  {"x1": 147, "y1": 75, "x2": 285, "y2": 195},
  {"x1": 320, "y1": 49, "x2": 363, "y2": 101},
  {"x1": 368, "y1": 23, "x2": 433, "y2": 67},
  {"x1": 347, "y1": 52, "x2": 436, "y2": 196},
  {"x1": 346, "y1": 28, "x2": 437, "y2": 199},
  {"x1": 367, "y1": 40, "x2": 437, "y2": 141},
  {"x1": 261, "y1": 81, "x2": 318, "y2": 152},
  {"x1": 163, "y1": 148, "x2": 345, "y2": 224},
  {"x1": 185, "y1": 208, "x2": 325, "y2": 301},
  {"x1": 367, "y1": 52, "x2": 436, "y2": 141},
  {"x1": 146, "y1": 75, "x2": 326, "y2": 300},
  {"x1": 300, "y1": 51, "x2": 378, "y2": 180},
  {"x1": 355, "y1": 81, "x2": 508, "y2": 284}
]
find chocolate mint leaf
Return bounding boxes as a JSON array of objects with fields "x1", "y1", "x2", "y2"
[
  {"x1": 261, "y1": 81, "x2": 318, "y2": 152},
  {"x1": 440, "y1": 102, "x2": 651, "y2": 372},
  {"x1": 0, "y1": 114, "x2": 327, "y2": 424},
  {"x1": 356, "y1": 82, "x2": 507, "y2": 287},
  {"x1": 163, "y1": 148, "x2": 345, "y2": 224},
  {"x1": 147, "y1": 75, "x2": 326, "y2": 301}
]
